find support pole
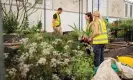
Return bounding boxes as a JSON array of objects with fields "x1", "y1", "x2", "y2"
[
  {"x1": 98, "y1": 0, "x2": 100, "y2": 11},
  {"x1": 44, "y1": 0, "x2": 46, "y2": 32},
  {"x1": 79, "y1": 0, "x2": 81, "y2": 30},
  {"x1": 0, "y1": 0, "x2": 5, "y2": 80},
  {"x1": 81, "y1": 0, "x2": 83, "y2": 30},
  {"x1": 92, "y1": 0, "x2": 93, "y2": 13}
]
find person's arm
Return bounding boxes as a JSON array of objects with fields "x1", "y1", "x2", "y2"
[
  {"x1": 52, "y1": 19, "x2": 56, "y2": 28},
  {"x1": 89, "y1": 22, "x2": 99, "y2": 41},
  {"x1": 127, "y1": 42, "x2": 133, "y2": 45},
  {"x1": 52, "y1": 14, "x2": 57, "y2": 28}
]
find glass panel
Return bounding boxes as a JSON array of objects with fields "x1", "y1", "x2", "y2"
[
  {"x1": 125, "y1": 4, "x2": 128, "y2": 17},
  {"x1": 45, "y1": 0, "x2": 88, "y2": 32},
  {"x1": 130, "y1": 5, "x2": 132, "y2": 17}
]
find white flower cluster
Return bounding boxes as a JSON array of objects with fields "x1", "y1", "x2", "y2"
[
  {"x1": 52, "y1": 74, "x2": 60, "y2": 80},
  {"x1": 50, "y1": 58, "x2": 57, "y2": 67},
  {"x1": 16, "y1": 33, "x2": 88, "y2": 79},
  {"x1": 35, "y1": 33, "x2": 43, "y2": 40},
  {"x1": 19, "y1": 63, "x2": 30, "y2": 77},
  {"x1": 37, "y1": 57, "x2": 46, "y2": 65},
  {"x1": 7, "y1": 68, "x2": 17, "y2": 76},
  {"x1": 40, "y1": 42, "x2": 54, "y2": 56},
  {"x1": 64, "y1": 59, "x2": 70, "y2": 64},
  {"x1": 52, "y1": 39, "x2": 62, "y2": 45},
  {"x1": 55, "y1": 39, "x2": 62, "y2": 42},
  {"x1": 19, "y1": 52, "x2": 29, "y2": 62},
  {"x1": 20, "y1": 38, "x2": 29, "y2": 44},
  {"x1": 67, "y1": 40, "x2": 73, "y2": 44},
  {"x1": 29, "y1": 43, "x2": 37, "y2": 55},
  {"x1": 4, "y1": 53, "x2": 9, "y2": 58},
  {"x1": 64, "y1": 45, "x2": 69, "y2": 50}
]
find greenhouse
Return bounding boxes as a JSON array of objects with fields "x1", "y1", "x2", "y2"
[{"x1": 0, "y1": 0, "x2": 133, "y2": 80}]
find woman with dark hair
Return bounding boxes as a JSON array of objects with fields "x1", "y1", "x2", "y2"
[
  {"x1": 81, "y1": 12, "x2": 93, "y2": 43},
  {"x1": 80, "y1": 12, "x2": 93, "y2": 55},
  {"x1": 85, "y1": 12, "x2": 93, "y2": 37},
  {"x1": 85, "y1": 12, "x2": 93, "y2": 24}
]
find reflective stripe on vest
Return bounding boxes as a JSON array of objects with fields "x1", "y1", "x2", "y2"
[
  {"x1": 93, "y1": 19, "x2": 108, "y2": 44},
  {"x1": 52, "y1": 13, "x2": 61, "y2": 27}
]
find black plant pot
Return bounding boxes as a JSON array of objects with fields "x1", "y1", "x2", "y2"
[
  {"x1": 86, "y1": 48, "x2": 91, "y2": 55},
  {"x1": 63, "y1": 75, "x2": 72, "y2": 80}
]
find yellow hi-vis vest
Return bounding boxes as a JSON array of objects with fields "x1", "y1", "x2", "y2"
[
  {"x1": 52, "y1": 13, "x2": 61, "y2": 27},
  {"x1": 92, "y1": 19, "x2": 108, "y2": 44}
]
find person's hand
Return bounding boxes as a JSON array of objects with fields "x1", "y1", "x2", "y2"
[
  {"x1": 81, "y1": 36, "x2": 89, "y2": 43},
  {"x1": 53, "y1": 27, "x2": 58, "y2": 32},
  {"x1": 127, "y1": 42, "x2": 132, "y2": 45},
  {"x1": 88, "y1": 37, "x2": 93, "y2": 42}
]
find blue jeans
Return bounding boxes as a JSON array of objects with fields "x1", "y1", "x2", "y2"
[{"x1": 93, "y1": 44, "x2": 105, "y2": 67}]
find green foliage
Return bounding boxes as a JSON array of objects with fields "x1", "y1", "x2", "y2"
[
  {"x1": 117, "y1": 30, "x2": 125, "y2": 38},
  {"x1": 119, "y1": 19, "x2": 133, "y2": 31},
  {"x1": 73, "y1": 54, "x2": 94, "y2": 80},
  {"x1": 37, "y1": 20, "x2": 42, "y2": 30},
  {"x1": 3, "y1": 12, "x2": 19, "y2": 33},
  {"x1": 5, "y1": 32, "x2": 94, "y2": 80},
  {"x1": 17, "y1": 21, "x2": 42, "y2": 35},
  {"x1": 69, "y1": 23, "x2": 92, "y2": 37},
  {"x1": 108, "y1": 19, "x2": 133, "y2": 39}
]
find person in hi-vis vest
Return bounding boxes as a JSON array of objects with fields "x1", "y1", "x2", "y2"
[
  {"x1": 86, "y1": 11, "x2": 108, "y2": 67},
  {"x1": 52, "y1": 8, "x2": 63, "y2": 35}
]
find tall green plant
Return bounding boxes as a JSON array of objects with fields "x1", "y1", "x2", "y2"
[
  {"x1": 119, "y1": 19, "x2": 133, "y2": 31},
  {"x1": 69, "y1": 23, "x2": 92, "y2": 37},
  {"x1": 3, "y1": 12, "x2": 19, "y2": 33},
  {"x1": 37, "y1": 20, "x2": 42, "y2": 30}
]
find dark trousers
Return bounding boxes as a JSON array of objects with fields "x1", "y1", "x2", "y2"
[{"x1": 93, "y1": 44, "x2": 105, "y2": 67}]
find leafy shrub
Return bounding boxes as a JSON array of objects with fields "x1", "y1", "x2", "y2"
[
  {"x1": 5, "y1": 32, "x2": 94, "y2": 80},
  {"x1": 3, "y1": 12, "x2": 19, "y2": 33}
]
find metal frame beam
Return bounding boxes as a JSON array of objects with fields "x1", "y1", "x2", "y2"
[{"x1": 0, "y1": 0, "x2": 5, "y2": 80}]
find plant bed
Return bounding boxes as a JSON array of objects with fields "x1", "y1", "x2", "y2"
[
  {"x1": 104, "y1": 46, "x2": 133, "y2": 58},
  {"x1": 4, "y1": 33, "x2": 24, "y2": 43},
  {"x1": 4, "y1": 32, "x2": 94, "y2": 80}
]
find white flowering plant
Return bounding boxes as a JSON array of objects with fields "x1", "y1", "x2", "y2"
[{"x1": 5, "y1": 32, "x2": 94, "y2": 80}]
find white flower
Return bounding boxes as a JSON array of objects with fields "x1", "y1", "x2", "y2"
[
  {"x1": 19, "y1": 53, "x2": 28, "y2": 62},
  {"x1": 37, "y1": 36, "x2": 43, "y2": 40},
  {"x1": 67, "y1": 40, "x2": 73, "y2": 44},
  {"x1": 29, "y1": 47, "x2": 35, "y2": 54},
  {"x1": 37, "y1": 58, "x2": 46, "y2": 65},
  {"x1": 39, "y1": 77, "x2": 44, "y2": 80},
  {"x1": 64, "y1": 59, "x2": 70, "y2": 63},
  {"x1": 78, "y1": 51, "x2": 84, "y2": 55},
  {"x1": 72, "y1": 50, "x2": 78, "y2": 53},
  {"x1": 20, "y1": 38, "x2": 29, "y2": 44},
  {"x1": 7, "y1": 68, "x2": 17, "y2": 76},
  {"x1": 42, "y1": 49, "x2": 50, "y2": 56},
  {"x1": 50, "y1": 58, "x2": 57, "y2": 67},
  {"x1": 47, "y1": 45, "x2": 54, "y2": 50},
  {"x1": 19, "y1": 63, "x2": 30, "y2": 77},
  {"x1": 34, "y1": 33, "x2": 41, "y2": 38},
  {"x1": 4, "y1": 53, "x2": 9, "y2": 58},
  {"x1": 52, "y1": 74, "x2": 60, "y2": 80},
  {"x1": 55, "y1": 39, "x2": 62, "y2": 42},
  {"x1": 28, "y1": 42, "x2": 37, "y2": 56},
  {"x1": 77, "y1": 46, "x2": 80, "y2": 49},
  {"x1": 51, "y1": 58, "x2": 56, "y2": 63},
  {"x1": 52, "y1": 41, "x2": 58, "y2": 45},
  {"x1": 64, "y1": 45, "x2": 69, "y2": 50},
  {"x1": 31, "y1": 42, "x2": 37, "y2": 47},
  {"x1": 53, "y1": 51, "x2": 59, "y2": 56},
  {"x1": 62, "y1": 53, "x2": 69, "y2": 57},
  {"x1": 40, "y1": 42, "x2": 48, "y2": 47}
]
